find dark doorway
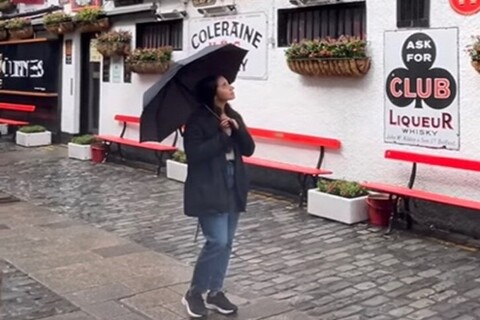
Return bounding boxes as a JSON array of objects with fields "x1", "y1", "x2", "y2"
[{"x1": 80, "y1": 33, "x2": 101, "y2": 134}]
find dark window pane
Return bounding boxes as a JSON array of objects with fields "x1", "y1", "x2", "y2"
[
  {"x1": 136, "y1": 20, "x2": 183, "y2": 50},
  {"x1": 397, "y1": 0, "x2": 430, "y2": 28},
  {"x1": 277, "y1": 2, "x2": 366, "y2": 47}
]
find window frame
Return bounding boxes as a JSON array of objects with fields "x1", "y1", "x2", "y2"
[{"x1": 135, "y1": 19, "x2": 184, "y2": 51}]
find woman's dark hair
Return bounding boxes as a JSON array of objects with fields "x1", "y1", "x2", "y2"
[{"x1": 196, "y1": 75, "x2": 223, "y2": 116}]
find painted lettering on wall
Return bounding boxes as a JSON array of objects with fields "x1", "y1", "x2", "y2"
[{"x1": 0, "y1": 57, "x2": 45, "y2": 78}]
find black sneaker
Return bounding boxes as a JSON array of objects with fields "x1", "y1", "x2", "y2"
[
  {"x1": 181, "y1": 291, "x2": 207, "y2": 318},
  {"x1": 205, "y1": 291, "x2": 238, "y2": 315}
]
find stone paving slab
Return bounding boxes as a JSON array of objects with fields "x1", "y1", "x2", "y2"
[
  {"x1": 2, "y1": 145, "x2": 480, "y2": 319},
  {"x1": 0, "y1": 200, "x2": 297, "y2": 320}
]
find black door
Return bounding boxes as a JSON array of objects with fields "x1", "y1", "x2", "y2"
[{"x1": 80, "y1": 33, "x2": 101, "y2": 134}]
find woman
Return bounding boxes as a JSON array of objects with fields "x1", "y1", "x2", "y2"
[{"x1": 181, "y1": 75, "x2": 255, "y2": 318}]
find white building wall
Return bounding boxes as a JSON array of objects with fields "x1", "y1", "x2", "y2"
[{"x1": 65, "y1": 0, "x2": 480, "y2": 199}]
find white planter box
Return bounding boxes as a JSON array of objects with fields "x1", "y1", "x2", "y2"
[
  {"x1": 16, "y1": 131, "x2": 51, "y2": 147},
  {"x1": 68, "y1": 143, "x2": 92, "y2": 160},
  {"x1": 0, "y1": 124, "x2": 7, "y2": 135},
  {"x1": 166, "y1": 159, "x2": 187, "y2": 182},
  {"x1": 307, "y1": 189, "x2": 368, "y2": 224}
]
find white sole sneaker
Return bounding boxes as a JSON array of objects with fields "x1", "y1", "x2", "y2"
[
  {"x1": 181, "y1": 296, "x2": 205, "y2": 318},
  {"x1": 205, "y1": 303, "x2": 236, "y2": 315}
]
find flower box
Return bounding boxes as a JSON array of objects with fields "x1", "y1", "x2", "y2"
[
  {"x1": 68, "y1": 143, "x2": 92, "y2": 160},
  {"x1": 287, "y1": 58, "x2": 371, "y2": 77},
  {"x1": 16, "y1": 131, "x2": 51, "y2": 147},
  {"x1": 307, "y1": 189, "x2": 368, "y2": 224},
  {"x1": 166, "y1": 159, "x2": 187, "y2": 183}
]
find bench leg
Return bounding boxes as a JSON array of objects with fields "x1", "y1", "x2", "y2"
[
  {"x1": 154, "y1": 151, "x2": 163, "y2": 176},
  {"x1": 385, "y1": 196, "x2": 399, "y2": 235},
  {"x1": 103, "y1": 142, "x2": 112, "y2": 163},
  {"x1": 297, "y1": 174, "x2": 310, "y2": 207}
]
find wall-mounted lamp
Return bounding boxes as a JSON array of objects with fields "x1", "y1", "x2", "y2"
[{"x1": 197, "y1": 4, "x2": 237, "y2": 17}]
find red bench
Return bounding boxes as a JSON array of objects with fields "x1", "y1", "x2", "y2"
[
  {"x1": 243, "y1": 127, "x2": 341, "y2": 206},
  {"x1": 0, "y1": 103, "x2": 36, "y2": 139},
  {"x1": 361, "y1": 150, "x2": 480, "y2": 234},
  {"x1": 96, "y1": 114, "x2": 177, "y2": 175}
]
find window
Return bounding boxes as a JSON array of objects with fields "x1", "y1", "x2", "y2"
[
  {"x1": 397, "y1": 0, "x2": 430, "y2": 28},
  {"x1": 136, "y1": 20, "x2": 183, "y2": 50},
  {"x1": 277, "y1": 2, "x2": 366, "y2": 47}
]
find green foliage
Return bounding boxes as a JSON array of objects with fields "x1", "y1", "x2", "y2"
[
  {"x1": 70, "y1": 134, "x2": 96, "y2": 145},
  {"x1": 171, "y1": 150, "x2": 187, "y2": 163},
  {"x1": 317, "y1": 179, "x2": 368, "y2": 199},
  {"x1": 125, "y1": 47, "x2": 173, "y2": 64},
  {"x1": 43, "y1": 12, "x2": 72, "y2": 25},
  {"x1": 96, "y1": 30, "x2": 131, "y2": 43},
  {"x1": 285, "y1": 36, "x2": 367, "y2": 60},
  {"x1": 6, "y1": 18, "x2": 31, "y2": 30},
  {"x1": 74, "y1": 7, "x2": 103, "y2": 23},
  {"x1": 18, "y1": 125, "x2": 46, "y2": 133}
]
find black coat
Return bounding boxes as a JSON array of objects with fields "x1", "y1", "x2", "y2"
[{"x1": 183, "y1": 106, "x2": 255, "y2": 217}]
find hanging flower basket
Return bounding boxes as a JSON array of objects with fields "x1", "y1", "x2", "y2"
[
  {"x1": 6, "y1": 18, "x2": 33, "y2": 40},
  {"x1": 287, "y1": 58, "x2": 371, "y2": 77},
  {"x1": 77, "y1": 18, "x2": 109, "y2": 33},
  {"x1": 43, "y1": 12, "x2": 75, "y2": 34},
  {"x1": 125, "y1": 47, "x2": 172, "y2": 74},
  {"x1": 472, "y1": 60, "x2": 480, "y2": 73},
  {"x1": 467, "y1": 36, "x2": 480, "y2": 73},
  {"x1": 285, "y1": 36, "x2": 370, "y2": 77},
  {"x1": 45, "y1": 21, "x2": 75, "y2": 34},
  {"x1": 128, "y1": 61, "x2": 171, "y2": 74},
  {"x1": 0, "y1": 29, "x2": 7, "y2": 41},
  {"x1": 95, "y1": 30, "x2": 131, "y2": 57},
  {"x1": 0, "y1": 0, "x2": 13, "y2": 12}
]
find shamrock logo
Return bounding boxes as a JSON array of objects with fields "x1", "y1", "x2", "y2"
[{"x1": 386, "y1": 33, "x2": 457, "y2": 110}]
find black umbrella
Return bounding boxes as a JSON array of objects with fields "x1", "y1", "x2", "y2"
[{"x1": 140, "y1": 44, "x2": 248, "y2": 143}]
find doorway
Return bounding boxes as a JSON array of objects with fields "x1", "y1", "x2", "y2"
[{"x1": 80, "y1": 33, "x2": 101, "y2": 134}]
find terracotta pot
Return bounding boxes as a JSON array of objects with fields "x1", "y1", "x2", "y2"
[
  {"x1": 45, "y1": 21, "x2": 75, "y2": 34},
  {"x1": 96, "y1": 41, "x2": 130, "y2": 57},
  {"x1": 128, "y1": 61, "x2": 171, "y2": 74},
  {"x1": 8, "y1": 26, "x2": 33, "y2": 40},
  {"x1": 77, "y1": 18, "x2": 109, "y2": 33},
  {"x1": 287, "y1": 58, "x2": 371, "y2": 77}
]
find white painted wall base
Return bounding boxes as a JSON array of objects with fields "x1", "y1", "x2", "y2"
[
  {"x1": 307, "y1": 189, "x2": 368, "y2": 225},
  {"x1": 166, "y1": 160, "x2": 187, "y2": 183},
  {"x1": 68, "y1": 143, "x2": 92, "y2": 160},
  {"x1": 0, "y1": 124, "x2": 7, "y2": 135},
  {"x1": 16, "y1": 131, "x2": 52, "y2": 147}
]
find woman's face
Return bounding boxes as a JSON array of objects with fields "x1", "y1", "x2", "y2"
[{"x1": 215, "y1": 76, "x2": 235, "y2": 102}]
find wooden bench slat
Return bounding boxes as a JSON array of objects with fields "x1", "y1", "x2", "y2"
[
  {"x1": 114, "y1": 114, "x2": 140, "y2": 124},
  {"x1": 385, "y1": 150, "x2": 480, "y2": 172},
  {"x1": 0, "y1": 118, "x2": 29, "y2": 126},
  {"x1": 97, "y1": 134, "x2": 176, "y2": 152},
  {"x1": 361, "y1": 182, "x2": 480, "y2": 211},
  {"x1": 243, "y1": 156, "x2": 332, "y2": 175},
  {"x1": 248, "y1": 127, "x2": 341, "y2": 149},
  {"x1": 0, "y1": 103, "x2": 35, "y2": 112}
]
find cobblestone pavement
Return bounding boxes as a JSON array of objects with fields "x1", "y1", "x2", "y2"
[
  {"x1": 0, "y1": 258, "x2": 79, "y2": 320},
  {"x1": 2, "y1": 144, "x2": 480, "y2": 319}
]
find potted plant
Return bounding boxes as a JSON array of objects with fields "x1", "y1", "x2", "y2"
[
  {"x1": 43, "y1": 12, "x2": 75, "y2": 34},
  {"x1": 166, "y1": 150, "x2": 187, "y2": 182},
  {"x1": 0, "y1": 0, "x2": 13, "y2": 13},
  {"x1": 74, "y1": 8, "x2": 109, "y2": 33},
  {"x1": 307, "y1": 179, "x2": 368, "y2": 224},
  {"x1": 95, "y1": 30, "x2": 131, "y2": 57},
  {"x1": 0, "y1": 20, "x2": 7, "y2": 41},
  {"x1": 125, "y1": 47, "x2": 172, "y2": 74},
  {"x1": 6, "y1": 18, "x2": 33, "y2": 40},
  {"x1": 285, "y1": 35, "x2": 370, "y2": 77},
  {"x1": 16, "y1": 125, "x2": 51, "y2": 147},
  {"x1": 68, "y1": 134, "x2": 97, "y2": 160},
  {"x1": 466, "y1": 35, "x2": 480, "y2": 73}
]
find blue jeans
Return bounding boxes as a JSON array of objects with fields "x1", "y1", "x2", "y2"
[
  {"x1": 190, "y1": 211, "x2": 240, "y2": 294},
  {"x1": 190, "y1": 161, "x2": 239, "y2": 294}
]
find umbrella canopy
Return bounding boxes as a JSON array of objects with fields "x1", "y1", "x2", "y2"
[{"x1": 140, "y1": 44, "x2": 248, "y2": 143}]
